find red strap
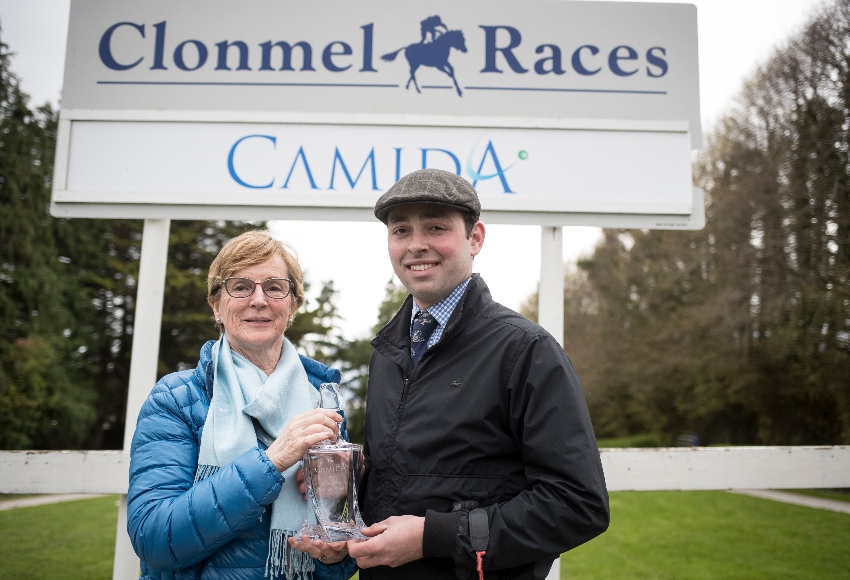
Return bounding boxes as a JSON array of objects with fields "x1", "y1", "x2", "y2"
[{"x1": 476, "y1": 550, "x2": 486, "y2": 580}]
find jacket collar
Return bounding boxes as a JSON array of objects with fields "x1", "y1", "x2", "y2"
[
  {"x1": 372, "y1": 274, "x2": 490, "y2": 368},
  {"x1": 196, "y1": 340, "x2": 216, "y2": 400}
]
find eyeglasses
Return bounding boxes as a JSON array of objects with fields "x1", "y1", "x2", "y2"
[{"x1": 222, "y1": 277, "x2": 294, "y2": 300}]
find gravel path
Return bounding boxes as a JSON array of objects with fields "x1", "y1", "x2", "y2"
[
  {"x1": 0, "y1": 494, "x2": 108, "y2": 511},
  {"x1": 729, "y1": 489, "x2": 850, "y2": 514}
]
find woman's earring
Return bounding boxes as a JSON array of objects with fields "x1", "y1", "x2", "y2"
[{"x1": 215, "y1": 318, "x2": 221, "y2": 324}]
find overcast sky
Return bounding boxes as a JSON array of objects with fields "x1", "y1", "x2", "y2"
[{"x1": 0, "y1": 0, "x2": 826, "y2": 337}]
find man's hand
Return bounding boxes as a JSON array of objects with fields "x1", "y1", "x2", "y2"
[{"x1": 346, "y1": 515, "x2": 425, "y2": 568}]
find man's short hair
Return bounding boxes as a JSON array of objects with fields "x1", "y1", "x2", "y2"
[{"x1": 460, "y1": 211, "x2": 477, "y2": 238}]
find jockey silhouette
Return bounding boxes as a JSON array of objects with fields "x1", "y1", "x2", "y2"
[
  {"x1": 381, "y1": 28, "x2": 467, "y2": 97},
  {"x1": 420, "y1": 15, "x2": 448, "y2": 43}
]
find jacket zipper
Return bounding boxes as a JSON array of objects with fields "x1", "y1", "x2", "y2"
[
  {"x1": 397, "y1": 377, "x2": 409, "y2": 415},
  {"x1": 385, "y1": 377, "x2": 410, "y2": 466}
]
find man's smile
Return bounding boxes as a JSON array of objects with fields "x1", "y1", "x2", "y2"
[{"x1": 408, "y1": 263, "x2": 437, "y2": 272}]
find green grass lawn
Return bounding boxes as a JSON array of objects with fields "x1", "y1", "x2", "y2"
[
  {"x1": 563, "y1": 491, "x2": 850, "y2": 579},
  {"x1": 1, "y1": 491, "x2": 848, "y2": 579},
  {"x1": 0, "y1": 495, "x2": 119, "y2": 580}
]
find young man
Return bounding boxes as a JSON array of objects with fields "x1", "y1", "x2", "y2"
[{"x1": 348, "y1": 168, "x2": 609, "y2": 580}]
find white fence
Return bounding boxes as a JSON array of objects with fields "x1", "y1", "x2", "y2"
[{"x1": 3, "y1": 446, "x2": 848, "y2": 494}]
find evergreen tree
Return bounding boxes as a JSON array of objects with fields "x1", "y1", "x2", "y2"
[
  {"x1": 336, "y1": 276, "x2": 407, "y2": 444},
  {"x1": 537, "y1": 0, "x2": 850, "y2": 445},
  {"x1": 291, "y1": 280, "x2": 344, "y2": 362},
  {"x1": 0, "y1": 29, "x2": 96, "y2": 448}
]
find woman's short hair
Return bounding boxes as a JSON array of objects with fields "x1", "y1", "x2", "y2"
[{"x1": 207, "y1": 231, "x2": 304, "y2": 323}]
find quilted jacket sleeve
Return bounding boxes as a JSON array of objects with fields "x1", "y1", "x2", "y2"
[{"x1": 127, "y1": 372, "x2": 284, "y2": 571}]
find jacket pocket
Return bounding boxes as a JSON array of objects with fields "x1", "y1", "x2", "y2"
[{"x1": 398, "y1": 474, "x2": 504, "y2": 515}]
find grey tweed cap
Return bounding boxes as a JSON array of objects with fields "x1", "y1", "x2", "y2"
[{"x1": 374, "y1": 168, "x2": 481, "y2": 223}]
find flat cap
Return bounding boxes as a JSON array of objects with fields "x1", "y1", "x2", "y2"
[{"x1": 374, "y1": 168, "x2": 481, "y2": 223}]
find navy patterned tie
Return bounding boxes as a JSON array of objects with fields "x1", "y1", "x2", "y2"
[{"x1": 410, "y1": 310, "x2": 437, "y2": 367}]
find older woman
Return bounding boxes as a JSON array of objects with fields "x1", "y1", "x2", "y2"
[{"x1": 128, "y1": 231, "x2": 356, "y2": 580}]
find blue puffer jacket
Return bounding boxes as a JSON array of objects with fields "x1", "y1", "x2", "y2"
[{"x1": 128, "y1": 341, "x2": 359, "y2": 580}]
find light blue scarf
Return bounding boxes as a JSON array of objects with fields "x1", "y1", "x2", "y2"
[{"x1": 195, "y1": 335, "x2": 319, "y2": 579}]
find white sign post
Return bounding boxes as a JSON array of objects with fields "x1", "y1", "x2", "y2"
[{"x1": 51, "y1": 1, "x2": 702, "y2": 577}]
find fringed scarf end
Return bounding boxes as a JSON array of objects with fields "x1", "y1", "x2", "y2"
[
  {"x1": 194, "y1": 464, "x2": 220, "y2": 484},
  {"x1": 265, "y1": 529, "x2": 316, "y2": 580}
]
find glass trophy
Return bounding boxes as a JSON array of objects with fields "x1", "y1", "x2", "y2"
[{"x1": 299, "y1": 383, "x2": 367, "y2": 542}]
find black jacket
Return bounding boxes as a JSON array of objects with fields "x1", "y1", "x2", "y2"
[{"x1": 360, "y1": 275, "x2": 609, "y2": 580}]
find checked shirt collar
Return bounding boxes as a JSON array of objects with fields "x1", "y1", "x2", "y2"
[{"x1": 410, "y1": 277, "x2": 471, "y2": 350}]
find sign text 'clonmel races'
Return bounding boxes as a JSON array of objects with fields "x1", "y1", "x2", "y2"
[
  {"x1": 97, "y1": 17, "x2": 670, "y2": 97},
  {"x1": 62, "y1": 0, "x2": 700, "y2": 140}
]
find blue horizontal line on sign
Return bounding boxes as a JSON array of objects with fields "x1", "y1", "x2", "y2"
[
  {"x1": 464, "y1": 86, "x2": 667, "y2": 95},
  {"x1": 96, "y1": 81, "x2": 400, "y2": 88},
  {"x1": 421, "y1": 85, "x2": 453, "y2": 90}
]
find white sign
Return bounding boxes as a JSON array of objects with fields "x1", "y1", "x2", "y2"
[
  {"x1": 61, "y1": 121, "x2": 692, "y2": 210},
  {"x1": 52, "y1": 0, "x2": 703, "y2": 228}
]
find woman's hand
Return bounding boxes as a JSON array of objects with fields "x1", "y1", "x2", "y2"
[
  {"x1": 288, "y1": 534, "x2": 349, "y2": 565},
  {"x1": 265, "y1": 408, "x2": 341, "y2": 472}
]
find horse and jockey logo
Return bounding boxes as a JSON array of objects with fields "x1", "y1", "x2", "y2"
[{"x1": 381, "y1": 15, "x2": 467, "y2": 97}]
